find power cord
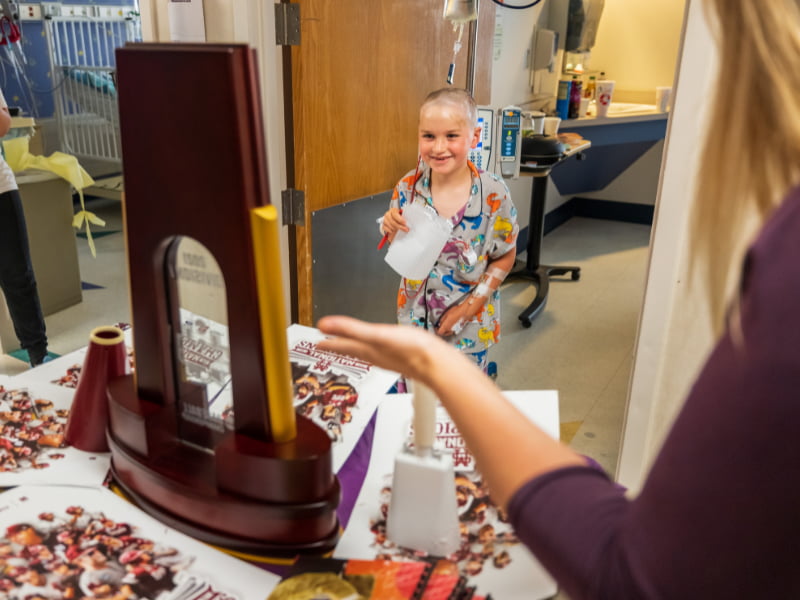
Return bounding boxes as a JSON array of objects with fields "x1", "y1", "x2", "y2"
[{"x1": 489, "y1": 0, "x2": 544, "y2": 9}]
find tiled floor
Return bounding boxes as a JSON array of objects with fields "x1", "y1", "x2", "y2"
[
  {"x1": 0, "y1": 197, "x2": 130, "y2": 375},
  {"x1": 497, "y1": 217, "x2": 651, "y2": 476},
  {"x1": 1, "y1": 200, "x2": 651, "y2": 480}
]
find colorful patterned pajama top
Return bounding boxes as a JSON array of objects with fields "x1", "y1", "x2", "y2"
[{"x1": 390, "y1": 161, "x2": 519, "y2": 355}]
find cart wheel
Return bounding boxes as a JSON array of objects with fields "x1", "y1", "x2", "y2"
[{"x1": 572, "y1": 271, "x2": 580, "y2": 281}]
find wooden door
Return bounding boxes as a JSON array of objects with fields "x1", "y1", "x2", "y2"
[{"x1": 287, "y1": 0, "x2": 495, "y2": 324}]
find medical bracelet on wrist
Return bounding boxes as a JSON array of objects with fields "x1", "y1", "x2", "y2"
[
  {"x1": 472, "y1": 282, "x2": 492, "y2": 299},
  {"x1": 469, "y1": 266, "x2": 510, "y2": 302}
]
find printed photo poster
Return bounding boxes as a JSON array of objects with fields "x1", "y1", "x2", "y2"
[
  {"x1": 177, "y1": 316, "x2": 399, "y2": 473},
  {"x1": 177, "y1": 307, "x2": 232, "y2": 429},
  {"x1": 0, "y1": 484, "x2": 280, "y2": 599},
  {"x1": 334, "y1": 391, "x2": 560, "y2": 600},
  {"x1": 11, "y1": 325, "x2": 134, "y2": 391},
  {"x1": 9, "y1": 347, "x2": 87, "y2": 390},
  {"x1": 287, "y1": 324, "x2": 399, "y2": 472},
  {"x1": 0, "y1": 380, "x2": 111, "y2": 488}
]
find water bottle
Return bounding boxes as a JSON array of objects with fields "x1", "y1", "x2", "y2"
[
  {"x1": 568, "y1": 76, "x2": 583, "y2": 119},
  {"x1": 556, "y1": 79, "x2": 572, "y2": 120}
]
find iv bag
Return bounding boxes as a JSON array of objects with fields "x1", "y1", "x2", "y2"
[{"x1": 443, "y1": 0, "x2": 478, "y2": 24}]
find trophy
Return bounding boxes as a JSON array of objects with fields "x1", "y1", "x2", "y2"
[{"x1": 105, "y1": 44, "x2": 340, "y2": 556}]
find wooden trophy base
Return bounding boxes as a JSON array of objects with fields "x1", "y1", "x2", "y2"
[
  {"x1": 108, "y1": 468, "x2": 340, "y2": 557},
  {"x1": 107, "y1": 375, "x2": 341, "y2": 557}
]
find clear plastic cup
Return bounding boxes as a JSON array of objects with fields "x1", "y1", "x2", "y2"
[
  {"x1": 543, "y1": 116, "x2": 561, "y2": 136},
  {"x1": 527, "y1": 110, "x2": 546, "y2": 134},
  {"x1": 385, "y1": 202, "x2": 452, "y2": 280}
]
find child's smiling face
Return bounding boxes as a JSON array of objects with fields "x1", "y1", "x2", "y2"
[{"x1": 418, "y1": 101, "x2": 480, "y2": 178}]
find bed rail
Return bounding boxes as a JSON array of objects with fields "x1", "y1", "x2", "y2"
[{"x1": 44, "y1": 14, "x2": 141, "y2": 170}]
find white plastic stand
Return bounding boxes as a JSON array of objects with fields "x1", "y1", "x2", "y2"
[{"x1": 386, "y1": 381, "x2": 461, "y2": 556}]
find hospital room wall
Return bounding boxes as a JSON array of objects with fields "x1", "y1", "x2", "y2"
[
  {"x1": 487, "y1": 1, "x2": 684, "y2": 229},
  {"x1": 489, "y1": 3, "x2": 545, "y2": 241},
  {"x1": 488, "y1": 0, "x2": 721, "y2": 493},
  {"x1": 618, "y1": 0, "x2": 716, "y2": 491}
]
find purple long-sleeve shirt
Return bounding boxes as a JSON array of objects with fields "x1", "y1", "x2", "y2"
[{"x1": 508, "y1": 185, "x2": 800, "y2": 599}]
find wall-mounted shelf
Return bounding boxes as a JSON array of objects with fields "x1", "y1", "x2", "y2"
[{"x1": 18, "y1": 3, "x2": 132, "y2": 21}]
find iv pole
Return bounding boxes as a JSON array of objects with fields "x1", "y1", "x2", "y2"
[{"x1": 443, "y1": 0, "x2": 479, "y2": 89}]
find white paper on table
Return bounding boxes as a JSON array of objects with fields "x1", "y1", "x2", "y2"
[
  {"x1": 334, "y1": 391, "x2": 560, "y2": 600},
  {"x1": 12, "y1": 327, "x2": 135, "y2": 390},
  {"x1": 178, "y1": 307, "x2": 233, "y2": 424},
  {"x1": 0, "y1": 380, "x2": 111, "y2": 487},
  {"x1": 0, "y1": 485, "x2": 279, "y2": 600},
  {"x1": 11, "y1": 347, "x2": 88, "y2": 389},
  {"x1": 287, "y1": 324, "x2": 399, "y2": 472},
  {"x1": 16, "y1": 317, "x2": 398, "y2": 477},
  {"x1": 174, "y1": 316, "x2": 399, "y2": 472}
]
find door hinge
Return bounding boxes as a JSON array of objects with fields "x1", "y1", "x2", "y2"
[
  {"x1": 274, "y1": 3, "x2": 300, "y2": 46},
  {"x1": 281, "y1": 188, "x2": 305, "y2": 226}
]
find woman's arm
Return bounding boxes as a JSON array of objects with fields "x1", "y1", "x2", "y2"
[{"x1": 316, "y1": 315, "x2": 585, "y2": 508}]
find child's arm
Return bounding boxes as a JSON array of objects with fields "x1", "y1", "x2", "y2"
[{"x1": 435, "y1": 247, "x2": 516, "y2": 337}]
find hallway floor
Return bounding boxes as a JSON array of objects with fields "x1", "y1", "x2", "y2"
[
  {"x1": 497, "y1": 217, "x2": 651, "y2": 476},
  {"x1": 0, "y1": 198, "x2": 651, "y2": 480}
]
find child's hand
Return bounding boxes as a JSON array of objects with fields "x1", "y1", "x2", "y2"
[
  {"x1": 382, "y1": 207, "x2": 409, "y2": 242},
  {"x1": 436, "y1": 296, "x2": 484, "y2": 337}
]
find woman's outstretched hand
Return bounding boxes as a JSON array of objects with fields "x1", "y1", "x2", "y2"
[{"x1": 317, "y1": 315, "x2": 452, "y2": 384}]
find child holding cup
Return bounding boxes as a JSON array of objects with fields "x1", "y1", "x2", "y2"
[{"x1": 379, "y1": 88, "x2": 519, "y2": 374}]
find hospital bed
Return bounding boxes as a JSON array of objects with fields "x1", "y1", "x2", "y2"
[{"x1": 44, "y1": 14, "x2": 141, "y2": 172}]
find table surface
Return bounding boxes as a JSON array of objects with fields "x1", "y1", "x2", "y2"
[
  {"x1": 0, "y1": 336, "x2": 562, "y2": 599},
  {"x1": 334, "y1": 390, "x2": 560, "y2": 599},
  {"x1": 567, "y1": 109, "x2": 668, "y2": 127}
]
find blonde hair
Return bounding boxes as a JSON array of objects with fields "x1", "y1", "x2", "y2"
[
  {"x1": 420, "y1": 88, "x2": 478, "y2": 129},
  {"x1": 692, "y1": 0, "x2": 800, "y2": 335}
]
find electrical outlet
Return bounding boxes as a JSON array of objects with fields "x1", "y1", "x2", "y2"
[
  {"x1": 19, "y1": 3, "x2": 42, "y2": 20},
  {"x1": 40, "y1": 2, "x2": 61, "y2": 17}
]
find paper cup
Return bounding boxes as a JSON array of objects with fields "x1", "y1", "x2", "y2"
[
  {"x1": 543, "y1": 116, "x2": 561, "y2": 136},
  {"x1": 595, "y1": 80, "x2": 615, "y2": 117},
  {"x1": 385, "y1": 202, "x2": 452, "y2": 280},
  {"x1": 656, "y1": 86, "x2": 671, "y2": 112},
  {"x1": 527, "y1": 110, "x2": 545, "y2": 134}
]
